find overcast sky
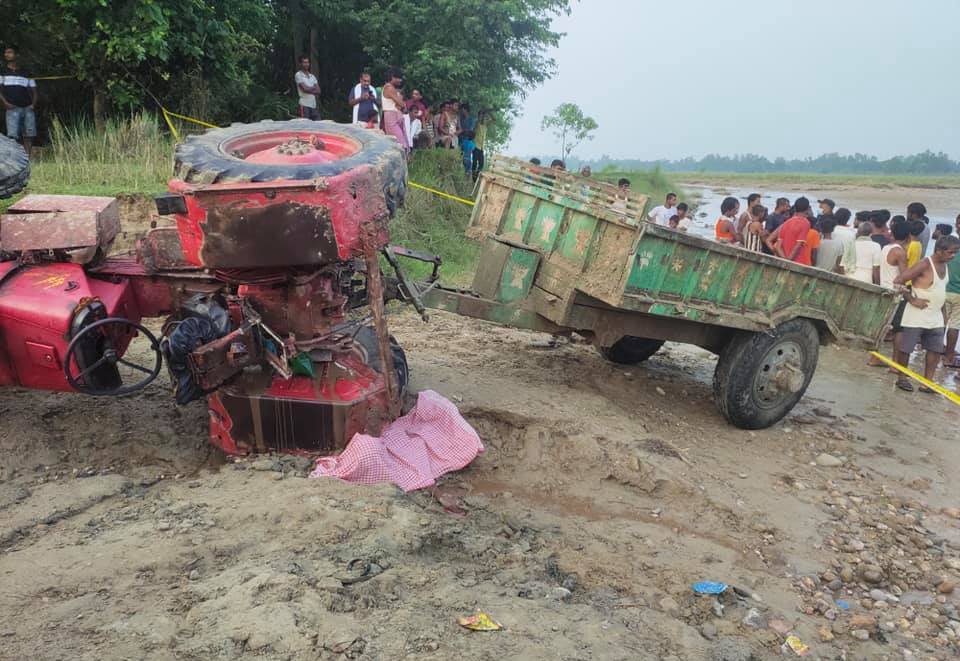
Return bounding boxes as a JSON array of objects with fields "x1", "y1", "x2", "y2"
[{"x1": 508, "y1": 0, "x2": 960, "y2": 160}]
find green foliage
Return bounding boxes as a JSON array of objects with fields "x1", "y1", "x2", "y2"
[
  {"x1": 4, "y1": 0, "x2": 568, "y2": 137},
  {"x1": 540, "y1": 102, "x2": 598, "y2": 161},
  {"x1": 4, "y1": 0, "x2": 273, "y2": 120}
]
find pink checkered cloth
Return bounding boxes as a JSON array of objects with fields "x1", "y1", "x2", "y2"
[{"x1": 309, "y1": 390, "x2": 483, "y2": 492}]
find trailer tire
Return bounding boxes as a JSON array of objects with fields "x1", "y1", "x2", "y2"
[
  {"x1": 174, "y1": 119, "x2": 406, "y2": 215},
  {"x1": 0, "y1": 134, "x2": 30, "y2": 199},
  {"x1": 713, "y1": 319, "x2": 819, "y2": 429},
  {"x1": 599, "y1": 336, "x2": 665, "y2": 365}
]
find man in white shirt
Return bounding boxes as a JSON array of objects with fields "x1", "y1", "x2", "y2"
[
  {"x1": 294, "y1": 56, "x2": 320, "y2": 120},
  {"x1": 348, "y1": 71, "x2": 379, "y2": 125},
  {"x1": 647, "y1": 192, "x2": 678, "y2": 226},
  {"x1": 831, "y1": 207, "x2": 857, "y2": 275}
]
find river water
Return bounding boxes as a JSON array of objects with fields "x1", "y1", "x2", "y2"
[{"x1": 681, "y1": 183, "x2": 959, "y2": 250}]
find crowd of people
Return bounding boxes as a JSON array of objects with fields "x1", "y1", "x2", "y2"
[
  {"x1": 621, "y1": 187, "x2": 960, "y2": 387},
  {"x1": 683, "y1": 190, "x2": 960, "y2": 387},
  {"x1": 296, "y1": 58, "x2": 489, "y2": 177}
]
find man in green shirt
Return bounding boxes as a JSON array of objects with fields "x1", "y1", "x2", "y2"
[{"x1": 945, "y1": 240, "x2": 960, "y2": 367}]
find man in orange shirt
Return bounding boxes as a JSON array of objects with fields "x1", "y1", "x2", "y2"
[
  {"x1": 765, "y1": 197, "x2": 815, "y2": 265},
  {"x1": 796, "y1": 226, "x2": 821, "y2": 266}
]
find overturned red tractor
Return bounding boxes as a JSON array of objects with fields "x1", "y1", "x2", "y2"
[{"x1": 0, "y1": 121, "x2": 430, "y2": 455}]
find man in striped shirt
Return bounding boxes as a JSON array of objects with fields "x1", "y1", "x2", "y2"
[{"x1": 0, "y1": 47, "x2": 37, "y2": 154}]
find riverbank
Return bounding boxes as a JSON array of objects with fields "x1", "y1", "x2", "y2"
[{"x1": 675, "y1": 172, "x2": 960, "y2": 190}]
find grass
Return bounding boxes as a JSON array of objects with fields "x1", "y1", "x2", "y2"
[
  {"x1": 668, "y1": 171, "x2": 960, "y2": 189},
  {"x1": 392, "y1": 149, "x2": 478, "y2": 285},
  {"x1": 1, "y1": 113, "x2": 173, "y2": 213},
  {"x1": 39, "y1": 114, "x2": 172, "y2": 195}
]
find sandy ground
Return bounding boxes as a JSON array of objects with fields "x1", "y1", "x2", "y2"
[{"x1": 2, "y1": 304, "x2": 960, "y2": 660}]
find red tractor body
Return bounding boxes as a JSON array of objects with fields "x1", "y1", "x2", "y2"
[{"x1": 0, "y1": 120, "x2": 415, "y2": 456}]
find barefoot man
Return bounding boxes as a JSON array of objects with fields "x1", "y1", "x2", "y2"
[{"x1": 892, "y1": 236, "x2": 960, "y2": 391}]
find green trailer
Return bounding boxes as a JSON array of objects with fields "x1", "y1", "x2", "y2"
[{"x1": 418, "y1": 156, "x2": 897, "y2": 428}]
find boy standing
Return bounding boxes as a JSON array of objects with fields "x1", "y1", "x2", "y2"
[
  {"x1": 460, "y1": 130, "x2": 477, "y2": 176},
  {"x1": 675, "y1": 203, "x2": 692, "y2": 232}
]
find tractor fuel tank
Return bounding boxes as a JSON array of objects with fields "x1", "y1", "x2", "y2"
[{"x1": 0, "y1": 262, "x2": 138, "y2": 391}]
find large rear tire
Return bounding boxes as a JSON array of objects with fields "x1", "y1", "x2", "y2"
[
  {"x1": 0, "y1": 134, "x2": 30, "y2": 199},
  {"x1": 599, "y1": 336, "x2": 666, "y2": 365},
  {"x1": 173, "y1": 119, "x2": 406, "y2": 216},
  {"x1": 712, "y1": 319, "x2": 819, "y2": 429}
]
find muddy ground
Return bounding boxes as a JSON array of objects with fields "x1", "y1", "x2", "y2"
[{"x1": 2, "y1": 306, "x2": 959, "y2": 660}]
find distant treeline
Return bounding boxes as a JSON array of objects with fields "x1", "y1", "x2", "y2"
[{"x1": 556, "y1": 151, "x2": 960, "y2": 176}]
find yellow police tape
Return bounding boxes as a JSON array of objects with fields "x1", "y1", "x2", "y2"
[
  {"x1": 408, "y1": 181, "x2": 475, "y2": 207},
  {"x1": 160, "y1": 107, "x2": 220, "y2": 140},
  {"x1": 869, "y1": 351, "x2": 960, "y2": 405}
]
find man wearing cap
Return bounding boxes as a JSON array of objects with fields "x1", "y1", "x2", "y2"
[{"x1": 816, "y1": 198, "x2": 836, "y2": 230}]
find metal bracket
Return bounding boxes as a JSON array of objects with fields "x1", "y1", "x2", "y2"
[{"x1": 382, "y1": 245, "x2": 443, "y2": 322}]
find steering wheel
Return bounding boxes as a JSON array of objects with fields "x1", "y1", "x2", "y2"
[{"x1": 64, "y1": 317, "x2": 163, "y2": 396}]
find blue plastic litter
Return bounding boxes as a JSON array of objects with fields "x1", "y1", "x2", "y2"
[
  {"x1": 693, "y1": 581, "x2": 728, "y2": 595},
  {"x1": 836, "y1": 599, "x2": 850, "y2": 610}
]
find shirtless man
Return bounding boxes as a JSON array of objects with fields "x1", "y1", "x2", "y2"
[{"x1": 891, "y1": 235, "x2": 960, "y2": 391}]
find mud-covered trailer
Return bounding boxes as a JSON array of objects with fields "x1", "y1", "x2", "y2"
[{"x1": 422, "y1": 156, "x2": 897, "y2": 429}]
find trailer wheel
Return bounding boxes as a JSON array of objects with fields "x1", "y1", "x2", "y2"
[
  {"x1": 0, "y1": 134, "x2": 30, "y2": 199},
  {"x1": 599, "y1": 336, "x2": 666, "y2": 365},
  {"x1": 173, "y1": 119, "x2": 406, "y2": 216},
  {"x1": 712, "y1": 319, "x2": 819, "y2": 429}
]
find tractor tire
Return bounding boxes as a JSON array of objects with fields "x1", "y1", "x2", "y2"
[
  {"x1": 352, "y1": 325, "x2": 410, "y2": 395},
  {"x1": 173, "y1": 119, "x2": 406, "y2": 216},
  {"x1": 0, "y1": 134, "x2": 30, "y2": 199},
  {"x1": 599, "y1": 336, "x2": 666, "y2": 365},
  {"x1": 712, "y1": 318, "x2": 819, "y2": 430}
]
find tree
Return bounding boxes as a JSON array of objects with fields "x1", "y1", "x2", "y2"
[
  {"x1": 6, "y1": 0, "x2": 273, "y2": 124},
  {"x1": 5, "y1": 0, "x2": 572, "y2": 142},
  {"x1": 540, "y1": 103, "x2": 598, "y2": 160}
]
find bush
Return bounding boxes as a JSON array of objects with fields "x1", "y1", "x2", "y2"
[{"x1": 390, "y1": 148, "x2": 479, "y2": 284}]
